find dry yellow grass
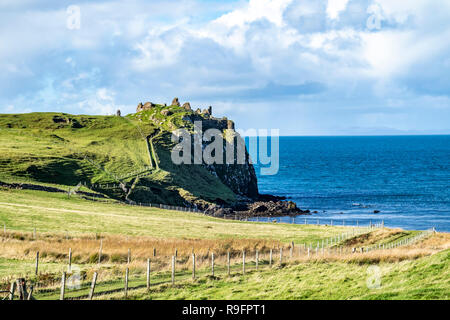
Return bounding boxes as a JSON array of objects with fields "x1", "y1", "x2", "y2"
[
  {"x1": 342, "y1": 228, "x2": 407, "y2": 246},
  {"x1": 2, "y1": 229, "x2": 448, "y2": 285},
  {"x1": 0, "y1": 231, "x2": 282, "y2": 263},
  {"x1": 3, "y1": 229, "x2": 448, "y2": 267}
]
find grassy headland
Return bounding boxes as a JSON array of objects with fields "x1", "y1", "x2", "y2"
[{"x1": 0, "y1": 111, "x2": 449, "y2": 300}]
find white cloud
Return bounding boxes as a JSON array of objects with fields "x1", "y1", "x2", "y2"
[
  {"x1": 326, "y1": 0, "x2": 349, "y2": 20},
  {"x1": 78, "y1": 88, "x2": 127, "y2": 115},
  {"x1": 1, "y1": 0, "x2": 450, "y2": 134},
  {"x1": 2, "y1": 104, "x2": 32, "y2": 114},
  {"x1": 132, "y1": 27, "x2": 187, "y2": 70},
  {"x1": 214, "y1": 0, "x2": 293, "y2": 28}
]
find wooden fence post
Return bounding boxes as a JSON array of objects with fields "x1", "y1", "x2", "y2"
[
  {"x1": 256, "y1": 250, "x2": 259, "y2": 270},
  {"x1": 127, "y1": 249, "x2": 131, "y2": 264},
  {"x1": 35, "y1": 251, "x2": 39, "y2": 276},
  {"x1": 192, "y1": 253, "x2": 196, "y2": 279},
  {"x1": 60, "y1": 272, "x2": 66, "y2": 300},
  {"x1": 211, "y1": 253, "x2": 215, "y2": 277},
  {"x1": 227, "y1": 251, "x2": 230, "y2": 276},
  {"x1": 172, "y1": 256, "x2": 175, "y2": 285},
  {"x1": 9, "y1": 281, "x2": 16, "y2": 300},
  {"x1": 153, "y1": 248, "x2": 156, "y2": 257},
  {"x1": 269, "y1": 249, "x2": 273, "y2": 267},
  {"x1": 146, "y1": 259, "x2": 151, "y2": 290},
  {"x1": 98, "y1": 240, "x2": 103, "y2": 264},
  {"x1": 279, "y1": 248, "x2": 283, "y2": 264},
  {"x1": 89, "y1": 272, "x2": 98, "y2": 300},
  {"x1": 68, "y1": 248, "x2": 72, "y2": 272},
  {"x1": 124, "y1": 268, "x2": 129, "y2": 298},
  {"x1": 16, "y1": 278, "x2": 27, "y2": 300},
  {"x1": 242, "y1": 250, "x2": 246, "y2": 275},
  {"x1": 27, "y1": 285, "x2": 34, "y2": 300}
]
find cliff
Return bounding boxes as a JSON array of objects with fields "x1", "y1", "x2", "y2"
[
  {"x1": 129, "y1": 99, "x2": 260, "y2": 206},
  {"x1": 0, "y1": 99, "x2": 259, "y2": 210},
  {"x1": 0, "y1": 99, "x2": 307, "y2": 216}
]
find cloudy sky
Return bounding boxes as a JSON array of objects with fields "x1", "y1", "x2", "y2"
[{"x1": 1, "y1": 0, "x2": 450, "y2": 135}]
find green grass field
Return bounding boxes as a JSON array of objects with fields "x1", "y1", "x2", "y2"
[
  {"x1": 0, "y1": 188, "x2": 355, "y2": 242},
  {"x1": 105, "y1": 250, "x2": 450, "y2": 300},
  {"x1": 0, "y1": 188, "x2": 448, "y2": 300},
  {"x1": 0, "y1": 111, "x2": 236, "y2": 206}
]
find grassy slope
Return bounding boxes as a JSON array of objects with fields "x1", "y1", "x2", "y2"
[
  {"x1": 0, "y1": 189, "x2": 448, "y2": 300},
  {"x1": 0, "y1": 188, "x2": 350, "y2": 242},
  {"x1": 0, "y1": 111, "x2": 236, "y2": 205},
  {"x1": 123, "y1": 249, "x2": 449, "y2": 300},
  {"x1": 23, "y1": 249, "x2": 449, "y2": 300}
]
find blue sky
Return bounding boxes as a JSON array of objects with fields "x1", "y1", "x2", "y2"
[{"x1": 1, "y1": 0, "x2": 450, "y2": 135}]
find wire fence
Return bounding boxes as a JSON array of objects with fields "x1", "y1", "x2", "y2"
[{"x1": 3, "y1": 227, "x2": 435, "y2": 300}]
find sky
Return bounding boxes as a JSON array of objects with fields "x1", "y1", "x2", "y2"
[{"x1": 1, "y1": 0, "x2": 450, "y2": 135}]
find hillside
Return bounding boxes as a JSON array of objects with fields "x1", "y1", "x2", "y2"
[
  {"x1": 0, "y1": 101, "x2": 261, "y2": 211},
  {"x1": 0, "y1": 188, "x2": 448, "y2": 300}
]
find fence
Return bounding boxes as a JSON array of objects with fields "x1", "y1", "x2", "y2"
[
  {"x1": 6, "y1": 222, "x2": 419, "y2": 300},
  {"x1": 363, "y1": 228, "x2": 435, "y2": 252},
  {"x1": 3, "y1": 226, "x2": 435, "y2": 300}
]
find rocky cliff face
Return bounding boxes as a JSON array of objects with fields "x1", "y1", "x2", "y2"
[
  {"x1": 131, "y1": 99, "x2": 306, "y2": 217},
  {"x1": 132, "y1": 99, "x2": 260, "y2": 207},
  {"x1": 176, "y1": 107, "x2": 259, "y2": 199},
  {"x1": 201, "y1": 131, "x2": 259, "y2": 200}
]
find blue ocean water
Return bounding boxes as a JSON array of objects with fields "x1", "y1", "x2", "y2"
[{"x1": 252, "y1": 136, "x2": 450, "y2": 232}]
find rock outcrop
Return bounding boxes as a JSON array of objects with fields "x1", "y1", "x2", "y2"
[
  {"x1": 244, "y1": 201, "x2": 309, "y2": 216},
  {"x1": 137, "y1": 102, "x2": 155, "y2": 112},
  {"x1": 205, "y1": 200, "x2": 309, "y2": 218},
  {"x1": 172, "y1": 97, "x2": 181, "y2": 107},
  {"x1": 195, "y1": 123, "x2": 259, "y2": 199},
  {"x1": 161, "y1": 109, "x2": 173, "y2": 116},
  {"x1": 131, "y1": 98, "x2": 303, "y2": 216},
  {"x1": 182, "y1": 102, "x2": 192, "y2": 111},
  {"x1": 202, "y1": 106, "x2": 212, "y2": 117}
]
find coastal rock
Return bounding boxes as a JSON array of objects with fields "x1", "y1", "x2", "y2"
[
  {"x1": 136, "y1": 102, "x2": 154, "y2": 112},
  {"x1": 172, "y1": 97, "x2": 181, "y2": 107},
  {"x1": 237, "y1": 200, "x2": 309, "y2": 217},
  {"x1": 202, "y1": 106, "x2": 212, "y2": 117},
  {"x1": 144, "y1": 102, "x2": 154, "y2": 109},
  {"x1": 182, "y1": 102, "x2": 192, "y2": 111}
]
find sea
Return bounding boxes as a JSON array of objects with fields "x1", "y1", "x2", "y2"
[{"x1": 250, "y1": 135, "x2": 450, "y2": 232}]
